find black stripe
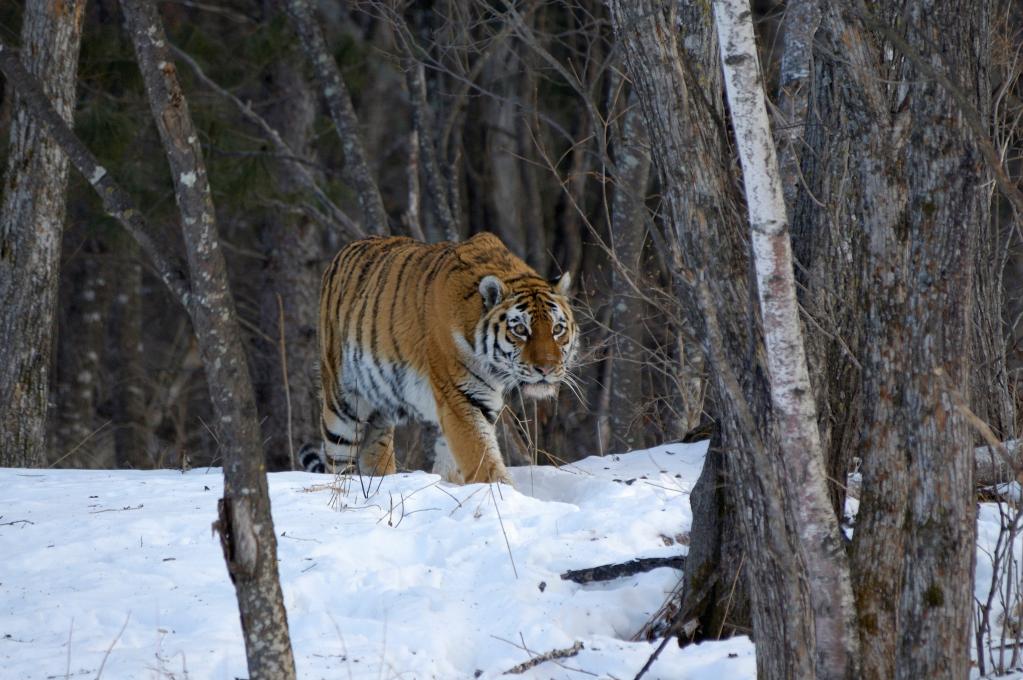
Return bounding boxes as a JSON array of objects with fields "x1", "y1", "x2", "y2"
[
  {"x1": 460, "y1": 389, "x2": 498, "y2": 424},
  {"x1": 330, "y1": 390, "x2": 360, "y2": 422},
  {"x1": 504, "y1": 273, "x2": 546, "y2": 286},
  {"x1": 322, "y1": 421, "x2": 357, "y2": 447},
  {"x1": 458, "y1": 360, "x2": 494, "y2": 389},
  {"x1": 388, "y1": 246, "x2": 418, "y2": 354}
]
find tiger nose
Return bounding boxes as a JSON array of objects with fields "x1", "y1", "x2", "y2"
[{"x1": 535, "y1": 359, "x2": 557, "y2": 376}]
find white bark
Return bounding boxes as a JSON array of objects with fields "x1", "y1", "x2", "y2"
[{"x1": 712, "y1": 1, "x2": 857, "y2": 677}]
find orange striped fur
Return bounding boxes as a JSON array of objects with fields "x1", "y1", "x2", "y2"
[{"x1": 310, "y1": 232, "x2": 577, "y2": 484}]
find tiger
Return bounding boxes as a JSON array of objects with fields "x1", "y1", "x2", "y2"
[{"x1": 300, "y1": 232, "x2": 577, "y2": 485}]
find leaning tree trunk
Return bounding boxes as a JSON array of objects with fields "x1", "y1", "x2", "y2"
[
  {"x1": 121, "y1": 3, "x2": 297, "y2": 677},
  {"x1": 713, "y1": 1, "x2": 858, "y2": 675},
  {"x1": 284, "y1": 0, "x2": 389, "y2": 235},
  {"x1": 608, "y1": 2, "x2": 820, "y2": 677},
  {"x1": 0, "y1": 0, "x2": 86, "y2": 468}
]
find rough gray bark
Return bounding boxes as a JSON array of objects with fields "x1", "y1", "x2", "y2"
[
  {"x1": 284, "y1": 0, "x2": 389, "y2": 235},
  {"x1": 787, "y1": 4, "x2": 865, "y2": 520},
  {"x1": 121, "y1": 3, "x2": 297, "y2": 677},
  {"x1": 859, "y1": 4, "x2": 983, "y2": 677},
  {"x1": 608, "y1": 90, "x2": 651, "y2": 452},
  {"x1": 608, "y1": 2, "x2": 818, "y2": 677},
  {"x1": 774, "y1": 0, "x2": 820, "y2": 211},
  {"x1": 0, "y1": 0, "x2": 86, "y2": 468}
]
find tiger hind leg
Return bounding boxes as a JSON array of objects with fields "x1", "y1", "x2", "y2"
[{"x1": 320, "y1": 388, "x2": 374, "y2": 473}]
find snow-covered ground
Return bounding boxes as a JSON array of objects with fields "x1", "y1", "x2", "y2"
[
  {"x1": 0, "y1": 441, "x2": 758, "y2": 679},
  {"x1": 5, "y1": 441, "x2": 1020, "y2": 679}
]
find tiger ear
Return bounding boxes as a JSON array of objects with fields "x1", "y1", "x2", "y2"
[
  {"x1": 553, "y1": 271, "x2": 572, "y2": 296},
  {"x1": 479, "y1": 275, "x2": 505, "y2": 309}
]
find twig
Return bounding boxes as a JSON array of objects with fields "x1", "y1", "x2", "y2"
[
  {"x1": 0, "y1": 518, "x2": 34, "y2": 527},
  {"x1": 49, "y1": 420, "x2": 113, "y2": 468},
  {"x1": 560, "y1": 556, "x2": 686, "y2": 584},
  {"x1": 489, "y1": 484, "x2": 518, "y2": 579},
  {"x1": 95, "y1": 612, "x2": 131, "y2": 679},
  {"x1": 502, "y1": 641, "x2": 584, "y2": 675},
  {"x1": 88, "y1": 504, "x2": 144, "y2": 515},
  {"x1": 64, "y1": 618, "x2": 73, "y2": 680},
  {"x1": 277, "y1": 294, "x2": 296, "y2": 471}
]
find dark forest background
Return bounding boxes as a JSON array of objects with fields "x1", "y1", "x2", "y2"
[
  {"x1": 1, "y1": 0, "x2": 719, "y2": 471},
  {"x1": 3, "y1": 1, "x2": 1022, "y2": 475}
]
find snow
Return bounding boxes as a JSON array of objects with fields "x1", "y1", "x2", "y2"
[{"x1": 0, "y1": 441, "x2": 757, "y2": 680}]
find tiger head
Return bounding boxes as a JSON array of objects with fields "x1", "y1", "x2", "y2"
[{"x1": 475, "y1": 273, "x2": 577, "y2": 399}]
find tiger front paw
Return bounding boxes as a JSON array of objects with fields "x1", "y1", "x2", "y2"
[{"x1": 462, "y1": 457, "x2": 513, "y2": 486}]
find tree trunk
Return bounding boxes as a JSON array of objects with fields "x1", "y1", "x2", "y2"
[
  {"x1": 0, "y1": 0, "x2": 86, "y2": 468},
  {"x1": 713, "y1": 2, "x2": 858, "y2": 675},
  {"x1": 482, "y1": 38, "x2": 528, "y2": 260},
  {"x1": 111, "y1": 238, "x2": 150, "y2": 469},
  {"x1": 55, "y1": 242, "x2": 111, "y2": 465},
  {"x1": 284, "y1": 0, "x2": 389, "y2": 235},
  {"x1": 122, "y1": 3, "x2": 297, "y2": 677},
  {"x1": 608, "y1": 2, "x2": 818, "y2": 677},
  {"x1": 857, "y1": 4, "x2": 985, "y2": 677},
  {"x1": 608, "y1": 90, "x2": 651, "y2": 452}
]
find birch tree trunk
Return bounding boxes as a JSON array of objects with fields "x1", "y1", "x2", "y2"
[
  {"x1": 0, "y1": 0, "x2": 86, "y2": 468},
  {"x1": 608, "y1": 2, "x2": 819, "y2": 676},
  {"x1": 121, "y1": 3, "x2": 297, "y2": 677},
  {"x1": 712, "y1": 2, "x2": 858, "y2": 675}
]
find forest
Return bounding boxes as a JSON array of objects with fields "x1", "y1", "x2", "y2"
[{"x1": 2, "y1": 0, "x2": 1023, "y2": 679}]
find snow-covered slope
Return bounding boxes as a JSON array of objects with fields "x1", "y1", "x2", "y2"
[{"x1": 0, "y1": 442, "x2": 756, "y2": 679}]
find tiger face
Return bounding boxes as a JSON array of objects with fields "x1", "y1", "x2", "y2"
[{"x1": 476, "y1": 273, "x2": 577, "y2": 399}]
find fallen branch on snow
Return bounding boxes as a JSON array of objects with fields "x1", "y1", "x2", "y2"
[
  {"x1": 502, "y1": 641, "x2": 584, "y2": 674},
  {"x1": 560, "y1": 556, "x2": 685, "y2": 584}
]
